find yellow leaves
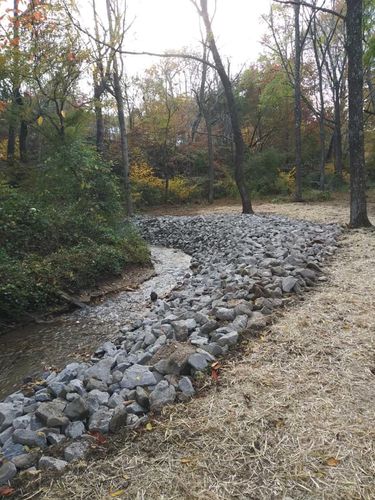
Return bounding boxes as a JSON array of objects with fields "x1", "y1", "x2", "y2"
[
  {"x1": 145, "y1": 422, "x2": 153, "y2": 431},
  {"x1": 37, "y1": 115, "x2": 43, "y2": 126},
  {"x1": 110, "y1": 490, "x2": 126, "y2": 497}
]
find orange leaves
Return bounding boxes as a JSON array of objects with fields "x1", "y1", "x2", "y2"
[
  {"x1": 88, "y1": 430, "x2": 107, "y2": 445},
  {"x1": 324, "y1": 457, "x2": 340, "y2": 467},
  {"x1": 211, "y1": 361, "x2": 221, "y2": 382},
  {"x1": 0, "y1": 101, "x2": 7, "y2": 113}
]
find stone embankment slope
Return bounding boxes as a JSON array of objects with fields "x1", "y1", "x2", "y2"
[{"x1": 2, "y1": 204, "x2": 375, "y2": 498}]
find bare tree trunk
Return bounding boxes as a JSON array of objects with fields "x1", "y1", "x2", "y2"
[
  {"x1": 333, "y1": 85, "x2": 343, "y2": 180},
  {"x1": 106, "y1": 0, "x2": 132, "y2": 216},
  {"x1": 198, "y1": 0, "x2": 252, "y2": 213},
  {"x1": 346, "y1": 0, "x2": 371, "y2": 227},
  {"x1": 94, "y1": 79, "x2": 105, "y2": 154},
  {"x1": 294, "y1": 0, "x2": 303, "y2": 201},
  {"x1": 205, "y1": 114, "x2": 214, "y2": 204},
  {"x1": 7, "y1": 124, "x2": 16, "y2": 166}
]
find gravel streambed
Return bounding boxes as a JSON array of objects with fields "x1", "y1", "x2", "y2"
[{"x1": 0, "y1": 214, "x2": 341, "y2": 485}]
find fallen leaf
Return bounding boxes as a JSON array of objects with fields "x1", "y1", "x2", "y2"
[
  {"x1": 145, "y1": 422, "x2": 153, "y2": 431},
  {"x1": 88, "y1": 430, "x2": 107, "y2": 445},
  {"x1": 325, "y1": 457, "x2": 340, "y2": 467},
  {"x1": 110, "y1": 490, "x2": 126, "y2": 497},
  {"x1": 0, "y1": 486, "x2": 15, "y2": 496},
  {"x1": 180, "y1": 457, "x2": 192, "y2": 464}
]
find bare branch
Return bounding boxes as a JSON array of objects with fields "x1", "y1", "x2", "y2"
[{"x1": 273, "y1": 0, "x2": 345, "y2": 20}]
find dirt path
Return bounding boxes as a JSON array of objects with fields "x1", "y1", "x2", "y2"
[{"x1": 19, "y1": 203, "x2": 375, "y2": 500}]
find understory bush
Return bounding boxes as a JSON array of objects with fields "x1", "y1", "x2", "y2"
[{"x1": 0, "y1": 141, "x2": 149, "y2": 323}]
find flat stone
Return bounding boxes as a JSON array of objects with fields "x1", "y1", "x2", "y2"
[
  {"x1": 13, "y1": 429, "x2": 47, "y2": 448},
  {"x1": 1, "y1": 437, "x2": 25, "y2": 460},
  {"x1": 12, "y1": 452, "x2": 38, "y2": 470},
  {"x1": 39, "y1": 456, "x2": 68, "y2": 472},
  {"x1": 0, "y1": 461, "x2": 17, "y2": 485},
  {"x1": 120, "y1": 364, "x2": 157, "y2": 389},
  {"x1": 47, "y1": 433, "x2": 66, "y2": 445},
  {"x1": 150, "y1": 342, "x2": 195, "y2": 376}
]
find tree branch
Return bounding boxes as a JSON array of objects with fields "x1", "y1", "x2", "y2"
[{"x1": 273, "y1": 0, "x2": 345, "y2": 20}]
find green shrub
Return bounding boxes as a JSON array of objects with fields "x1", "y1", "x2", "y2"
[
  {"x1": 0, "y1": 141, "x2": 150, "y2": 323},
  {"x1": 246, "y1": 149, "x2": 288, "y2": 196}
]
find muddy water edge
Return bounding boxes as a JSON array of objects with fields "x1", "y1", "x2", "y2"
[{"x1": 0, "y1": 246, "x2": 191, "y2": 400}]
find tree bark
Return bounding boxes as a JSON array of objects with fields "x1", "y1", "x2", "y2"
[
  {"x1": 198, "y1": 0, "x2": 253, "y2": 213},
  {"x1": 294, "y1": 0, "x2": 303, "y2": 201},
  {"x1": 94, "y1": 79, "x2": 105, "y2": 154},
  {"x1": 346, "y1": 0, "x2": 371, "y2": 227},
  {"x1": 333, "y1": 84, "x2": 343, "y2": 179}
]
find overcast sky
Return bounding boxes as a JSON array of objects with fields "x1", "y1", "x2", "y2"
[{"x1": 81, "y1": 0, "x2": 274, "y2": 76}]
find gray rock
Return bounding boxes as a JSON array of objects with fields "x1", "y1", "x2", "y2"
[
  {"x1": 85, "y1": 357, "x2": 115, "y2": 384},
  {"x1": 108, "y1": 393, "x2": 124, "y2": 409},
  {"x1": 12, "y1": 429, "x2": 47, "y2": 448},
  {"x1": 86, "y1": 378, "x2": 108, "y2": 392},
  {"x1": 188, "y1": 353, "x2": 208, "y2": 372},
  {"x1": 246, "y1": 311, "x2": 267, "y2": 331},
  {"x1": 88, "y1": 408, "x2": 114, "y2": 433},
  {"x1": 66, "y1": 379, "x2": 85, "y2": 396},
  {"x1": 0, "y1": 427, "x2": 14, "y2": 445},
  {"x1": 39, "y1": 456, "x2": 68, "y2": 472},
  {"x1": 47, "y1": 432, "x2": 66, "y2": 445},
  {"x1": 200, "y1": 320, "x2": 219, "y2": 335},
  {"x1": 65, "y1": 421, "x2": 85, "y2": 439},
  {"x1": 282, "y1": 276, "x2": 298, "y2": 293},
  {"x1": 120, "y1": 364, "x2": 156, "y2": 389},
  {"x1": 215, "y1": 308, "x2": 236, "y2": 321},
  {"x1": 216, "y1": 331, "x2": 239, "y2": 347},
  {"x1": 64, "y1": 440, "x2": 90, "y2": 462},
  {"x1": 0, "y1": 403, "x2": 23, "y2": 432},
  {"x1": 178, "y1": 377, "x2": 195, "y2": 397},
  {"x1": 135, "y1": 387, "x2": 150, "y2": 410},
  {"x1": 35, "y1": 400, "x2": 69, "y2": 428},
  {"x1": 55, "y1": 362, "x2": 82, "y2": 383},
  {"x1": 64, "y1": 396, "x2": 89, "y2": 421},
  {"x1": 149, "y1": 381, "x2": 176, "y2": 411},
  {"x1": 109, "y1": 406, "x2": 128, "y2": 433},
  {"x1": 13, "y1": 414, "x2": 32, "y2": 430},
  {"x1": 1, "y1": 437, "x2": 25, "y2": 460},
  {"x1": 12, "y1": 452, "x2": 38, "y2": 470},
  {"x1": 0, "y1": 461, "x2": 17, "y2": 485},
  {"x1": 48, "y1": 381, "x2": 67, "y2": 397}
]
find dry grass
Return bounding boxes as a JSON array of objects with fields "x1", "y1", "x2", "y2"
[{"x1": 15, "y1": 201, "x2": 375, "y2": 500}]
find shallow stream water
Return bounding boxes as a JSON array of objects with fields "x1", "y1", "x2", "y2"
[{"x1": 0, "y1": 246, "x2": 191, "y2": 400}]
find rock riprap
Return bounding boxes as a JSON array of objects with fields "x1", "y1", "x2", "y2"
[{"x1": 0, "y1": 214, "x2": 341, "y2": 485}]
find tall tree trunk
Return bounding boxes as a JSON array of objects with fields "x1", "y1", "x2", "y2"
[
  {"x1": 94, "y1": 79, "x2": 105, "y2": 154},
  {"x1": 7, "y1": 124, "x2": 16, "y2": 166},
  {"x1": 106, "y1": 0, "x2": 132, "y2": 216},
  {"x1": 294, "y1": 0, "x2": 303, "y2": 201},
  {"x1": 333, "y1": 85, "x2": 343, "y2": 180},
  {"x1": 346, "y1": 0, "x2": 371, "y2": 227},
  {"x1": 198, "y1": 0, "x2": 253, "y2": 214},
  {"x1": 205, "y1": 112, "x2": 214, "y2": 204}
]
